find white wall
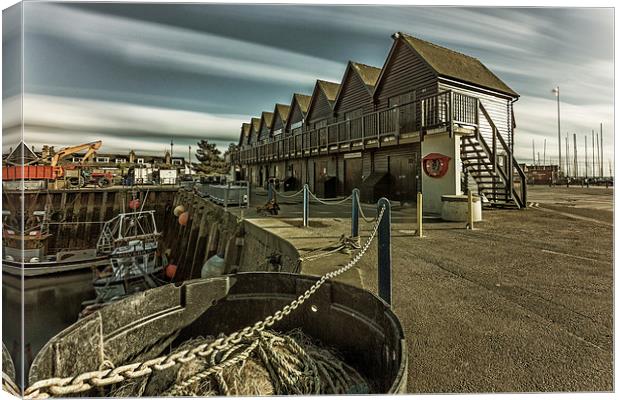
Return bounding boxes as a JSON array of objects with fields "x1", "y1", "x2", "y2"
[{"x1": 421, "y1": 131, "x2": 463, "y2": 214}]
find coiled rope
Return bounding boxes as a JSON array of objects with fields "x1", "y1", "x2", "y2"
[{"x1": 23, "y1": 206, "x2": 386, "y2": 399}]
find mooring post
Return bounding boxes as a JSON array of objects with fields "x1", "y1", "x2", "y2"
[
  {"x1": 225, "y1": 182, "x2": 230, "y2": 211},
  {"x1": 303, "y1": 183, "x2": 309, "y2": 227},
  {"x1": 416, "y1": 192, "x2": 424, "y2": 238},
  {"x1": 351, "y1": 188, "x2": 360, "y2": 238},
  {"x1": 377, "y1": 197, "x2": 392, "y2": 305},
  {"x1": 466, "y1": 191, "x2": 475, "y2": 230}
]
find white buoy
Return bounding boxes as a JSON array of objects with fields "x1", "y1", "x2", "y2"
[{"x1": 173, "y1": 205, "x2": 185, "y2": 217}]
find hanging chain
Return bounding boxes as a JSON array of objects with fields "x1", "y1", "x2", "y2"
[{"x1": 23, "y1": 206, "x2": 386, "y2": 399}]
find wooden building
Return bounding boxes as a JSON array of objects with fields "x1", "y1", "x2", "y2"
[{"x1": 235, "y1": 32, "x2": 527, "y2": 208}]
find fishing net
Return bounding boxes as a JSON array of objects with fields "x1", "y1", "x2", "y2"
[{"x1": 106, "y1": 329, "x2": 370, "y2": 397}]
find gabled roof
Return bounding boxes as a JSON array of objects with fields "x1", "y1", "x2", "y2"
[
  {"x1": 351, "y1": 61, "x2": 381, "y2": 90},
  {"x1": 258, "y1": 111, "x2": 274, "y2": 135},
  {"x1": 333, "y1": 61, "x2": 381, "y2": 110},
  {"x1": 316, "y1": 80, "x2": 340, "y2": 103},
  {"x1": 284, "y1": 93, "x2": 312, "y2": 130},
  {"x1": 288, "y1": 93, "x2": 311, "y2": 117},
  {"x1": 251, "y1": 117, "x2": 261, "y2": 133},
  {"x1": 397, "y1": 32, "x2": 518, "y2": 98},
  {"x1": 306, "y1": 80, "x2": 340, "y2": 122},
  {"x1": 239, "y1": 123, "x2": 251, "y2": 145},
  {"x1": 248, "y1": 117, "x2": 261, "y2": 143},
  {"x1": 5, "y1": 141, "x2": 38, "y2": 165},
  {"x1": 274, "y1": 104, "x2": 290, "y2": 124}
]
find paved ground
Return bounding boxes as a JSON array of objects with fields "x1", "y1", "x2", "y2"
[{"x1": 227, "y1": 185, "x2": 613, "y2": 393}]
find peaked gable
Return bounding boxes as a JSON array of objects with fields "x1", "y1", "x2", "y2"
[
  {"x1": 306, "y1": 80, "x2": 340, "y2": 124},
  {"x1": 399, "y1": 33, "x2": 518, "y2": 97},
  {"x1": 334, "y1": 61, "x2": 381, "y2": 114},
  {"x1": 271, "y1": 103, "x2": 290, "y2": 135},
  {"x1": 248, "y1": 117, "x2": 261, "y2": 144},
  {"x1": 285, "y1": 93, "x2": 312, "y2": 132},
  {"x1": 239, "y1": 123, "x2": 251, "y2": 146},
  {"x1": 258, "y1": 111, "x2": 274, "y2": 141}
]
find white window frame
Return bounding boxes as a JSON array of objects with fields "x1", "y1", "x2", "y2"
[
  {"x1": 96, "y1": 157, "x2": 110, "y2": 163},
  {"x1": 172, "y1": 159, "x2": 183, "y2": 165},
  {"x1": 137, "y1": 158, "x2": 145, "y2": 164}
]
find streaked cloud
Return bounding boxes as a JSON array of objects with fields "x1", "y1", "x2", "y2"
[
  {"x1": 5, "y1": 4, "x2": 613, "y2": 165},
  {"x1": 3, "y1": 94, "x2": 246, "y2": 157},
  {"x1": 24, "y1": 3, "x2": 344, "y2": 85}
]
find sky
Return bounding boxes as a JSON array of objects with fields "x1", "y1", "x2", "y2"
[{"x1": 1, "y1": 2, "x2": 614, "y2": 168}]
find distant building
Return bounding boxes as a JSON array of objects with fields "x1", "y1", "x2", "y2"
[{"x1": 521, "y1": 164, "x2": 559, "y2": 185}]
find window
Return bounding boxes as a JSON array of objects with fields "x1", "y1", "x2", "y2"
[
  {"x1": 115, "y1": 158, "x2": 126, "y2": 164},
  {"x1": 71, "y1": 157, "x2": 81, "y2": 163},
  {"x1": 96, "y1": 157, "x2": 110, "y2": 163},
  {"x1": 291, "y1": 121, "x2": 303, "y2": 130},
  {"x1": 172, "y1": 159, "x2": 183, "y2": 165},
  {"x1": 137, "y1": 158, "x2": 145, "y2": 164},
  {"x1": 273, "y1": 128, "x2": 282, "y2": 136}
]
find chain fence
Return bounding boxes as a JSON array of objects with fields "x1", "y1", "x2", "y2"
[{"x1": 22, "y1": 206, "x2": 386, "y2": 399}]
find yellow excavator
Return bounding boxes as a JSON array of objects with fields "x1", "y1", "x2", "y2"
[
  {"x1": 47, "y1": 141, "x2": 113, "y2": 189},
  {"x1": 50, "y1": 141, "x2": 102, "y2": 167}
]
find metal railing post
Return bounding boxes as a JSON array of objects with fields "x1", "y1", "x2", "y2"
[
  {"x1": 466, "y1": 191, "x2": 475, "y2": 230},
  {"x1": 377, "y1": 197, "x2": 392, "y2": 305},
  {"x1": 416, "y1": 192, "x2": 424, "y2": 238},
  {"x1": 225, "y1": 182, "x2": 230, "y2": 211},
  {"x1": 351, "y1": 188, "x2": 360, "y2": 238},
  {"x1": 303, "y1": 183, "x2": 309, "y2": 227}
]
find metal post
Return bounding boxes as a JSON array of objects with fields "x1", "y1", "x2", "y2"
[
  {"x1": 416, "y1": 192, "x2": 424, "y2": 238},
  {"x1": 553, "y1": 86, "x2": 562, "y2": 176},
  {"x1": 224, "y1": 182, "x2": 230, "y2": 211},
  {"x1": 466, "y1": 191, "x2": 475, "y2": 230},
  {"x1": 351, "y1": 188, "x2": 360, "y2": 238},
  {"x1": 303, "y1": 184, "x2": 309, "y2": 227},
  {"x1": 377, "y1": 197, "x2": 392, "y2": 305},
  {"x1": 267, "y1": 180, "x2": 273, "y2": 202}
]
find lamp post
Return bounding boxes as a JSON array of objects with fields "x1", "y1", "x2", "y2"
[{"x1": 552, "y1": 86, "x2": 562, "y2": 177}]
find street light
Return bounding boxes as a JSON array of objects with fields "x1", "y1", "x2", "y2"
[{"x1": 552, "y1": 86, "x2": 561, "y2": 177}]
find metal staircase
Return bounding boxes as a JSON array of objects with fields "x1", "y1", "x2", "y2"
[{"x1": 460, "y1": 103, "x2": 527, "y2": 209}]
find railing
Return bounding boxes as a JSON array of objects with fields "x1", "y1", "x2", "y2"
[
  {"x1": 478, "y1": 103, "x2": 527, "y2": 208},
  {"x1": 237, "y1": 90, "x2": 480, "y2": 163}
]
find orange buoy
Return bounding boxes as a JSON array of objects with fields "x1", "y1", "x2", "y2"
[
  {"x1": 165, "y1": 264, "x2": 177, "y2": 279},
  {"x1": 129, "y1": 199, "x2": 140, "y2": 210},
  {"x1": 173, "y1": 205, "x2": 185, "y2": 217},
  {"x1": 178, "y1": 211, "x2": 189, "y2": 226}
]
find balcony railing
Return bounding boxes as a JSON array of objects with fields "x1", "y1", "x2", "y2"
[{"x1": 235, "y1": 90, "x2": 479, "y2": 164}]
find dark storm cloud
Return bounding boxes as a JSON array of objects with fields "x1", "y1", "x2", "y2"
[{"x1": 3, "y1": 3, "x2": 613, "y2": 163}]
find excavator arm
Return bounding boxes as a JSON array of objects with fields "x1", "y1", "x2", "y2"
[{"x1": 50, "y1": 141, "x2": 102, "y2": 167}]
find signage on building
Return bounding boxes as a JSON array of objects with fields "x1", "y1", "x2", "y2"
[{"x1": 344, "y1": 152, "x2": 362, "y2": 159}]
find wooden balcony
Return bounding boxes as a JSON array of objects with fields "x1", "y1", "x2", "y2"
[{"x1": 236, "y1": 90, "x2": 479, "y2": 164}]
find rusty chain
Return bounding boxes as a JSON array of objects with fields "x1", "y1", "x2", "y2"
[{"x1": 23, "y1": 206, "x2": 385, "y2": 399}]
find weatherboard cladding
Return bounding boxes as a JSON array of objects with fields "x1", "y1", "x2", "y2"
[
  {"x1": 258, "y1": 112, "x2": 274, "y2": 142},
  {"x1": 285, "y1": 94, "x2": 311, "y2": 133},
  {"x1": 438, "y1": 81, "x2": 512, "y2": 150},
  {"x1": 271, "y1": 104, "x2": 289, "y2": 134},
  {"x1": 334, "y1": 63, "x2": 379, "y2": 117},
  {"x1": 306, "y1": 81, "x2": 340, "y2": 124},
  {"x1": 374, "y1": 39, "x2": 438, "y2": 110}
]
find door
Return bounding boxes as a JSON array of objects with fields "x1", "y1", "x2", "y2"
[
  {"x1": 344, "y1": 157, "x2": 363, "y2": 194},
  {"x1": 389, "y1": 154, "x2": 418, "y2": 202}
]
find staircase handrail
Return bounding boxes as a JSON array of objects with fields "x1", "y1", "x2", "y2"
[{"x1": 478, "y1": 103, "x2": 527, "y2": 208}]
